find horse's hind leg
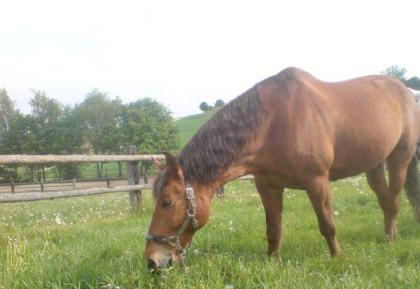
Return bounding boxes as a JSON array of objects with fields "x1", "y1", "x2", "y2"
[
  {"x1": 386, "y1": 151, "x2": 412, "y2": 241},
  {"x1": 306, "y1": 176, "x2": 341, "y2": 256},
  {"x1": 255, "y1": 175, "x2": 284, "y2": 258},
  {"x1": 367, "y1": 155, "x2": 410, "y2": 242},
  {"x1": 366, "y1": 162, "x2": 396, "y2": 241}
]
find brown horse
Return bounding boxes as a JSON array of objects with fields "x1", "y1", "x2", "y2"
[{"x1": 145, "y1": 67, "x2": 420, "y2": 270}]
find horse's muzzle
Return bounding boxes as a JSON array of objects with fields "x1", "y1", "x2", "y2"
[{"x1": 147, "y1": 255, "x2": 173, "y2": 271}]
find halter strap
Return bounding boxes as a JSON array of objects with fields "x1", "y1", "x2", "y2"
[{"x1": 146, "y1": 183, "x2": 199, "y2": 267}]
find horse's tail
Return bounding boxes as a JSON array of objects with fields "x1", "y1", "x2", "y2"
[{"x1": 404, "y1": 145, "x2": 420, "y2": 222}]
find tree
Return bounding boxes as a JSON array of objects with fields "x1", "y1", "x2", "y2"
[
  {"x1": 77, "y1": 89, "x2": 123, "y2": 154},
  {"x1": 0, "y1": 89, "x2": 16, "y2": 146},
  {"x1": 57, "y1": 106, "x2": 85, "y2": 154},
  {"x1": 0, "y1": 90, "x2": 64, "y2": 182},
  {"x1": 0, "y1": 91, "x2": 24, "y2": 180},
  {"x1": 55, "y1": 106, "x2": 86, "y2": 179},
  {"x1": 199, "y1": 101, "x2": 211, "y2": 112},
  {"x1": 382, "y1": 66, "x2": 420, "y2": 90},
  {"x1": 28, "y1": 90, "x2": 64, "y2": 154},
  {"x1": 121, "y1": 98, "x2": 179, "y2": 153},
  {"x1": 382, "y1": 66, "x2": 407, "y2": 81},
  {"x1": 25, "y1": 90, "x2": 64, "y2": 181},
  {"x1": 77, "y1": 89, "x2": 124, "y2": 177},
  {"x1": 214, "y1": 99, "x2": 225, "y2": 108},
  {"x1": 406, "y1": 77, "x2": 420, "y2": 90},
  {"x1": 1, "y1": 113, "x2": 31, "y2": 154},
  {"x1": 1, "y1": 113, "x2": 38, "y2": 181}
]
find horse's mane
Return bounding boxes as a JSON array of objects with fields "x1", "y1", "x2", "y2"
[{"x1": 178, "y1": 86, "x2": 263, "y2": 184}]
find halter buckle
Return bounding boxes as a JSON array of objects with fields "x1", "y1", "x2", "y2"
[
  {"x1": 186, "y1": 187, "x2": 195, "y2": 199},
  {"x1": 165, "y1": 235, "x2": 180, "y2": 247}
]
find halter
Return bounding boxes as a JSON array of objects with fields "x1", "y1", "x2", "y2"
[{"x1": 145, "y1": 184, "x2": 199, "y2": 267}]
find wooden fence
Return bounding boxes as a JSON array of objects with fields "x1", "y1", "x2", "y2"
[
  {"x1": 0, "y1": 148, "x2": 255, "y2": 209},
  {"x1": 0, "y1": 146, "x2": 164, "y2": 210}
]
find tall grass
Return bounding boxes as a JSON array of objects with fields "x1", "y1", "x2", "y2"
[{"x1": 1, "y1": 177, "x2": 420, "y2": 288}]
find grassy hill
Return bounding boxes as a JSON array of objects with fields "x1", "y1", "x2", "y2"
[{"x1": 176, "y1": 110, "x2": 216, "y2": 147}]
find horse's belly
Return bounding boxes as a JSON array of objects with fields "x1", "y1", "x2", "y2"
[
  {"x1": 329, "y1": 166, "x2": 370, "y2": 181},
  {"x1": 329, "y1": 136, "x2": 397, "y2": 180}
]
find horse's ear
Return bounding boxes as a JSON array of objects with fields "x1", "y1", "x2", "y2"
[
  {"x1": 152, "y1": 157, "x2": 166, "y2": 171},
  {"x1": 163, "y1": 151, "x2": 180, "y2": 177}
]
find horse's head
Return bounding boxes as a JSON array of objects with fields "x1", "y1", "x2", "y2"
[{"x1": 145, "y1": 152, "x2": 211, "y2": 271}]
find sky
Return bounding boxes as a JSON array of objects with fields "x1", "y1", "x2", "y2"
[{"x1": 0, "y1": 0, "x2": 419, "y2": 117}]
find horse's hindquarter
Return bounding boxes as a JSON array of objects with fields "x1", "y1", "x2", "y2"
[
  {"x1": 327, "y1": 77, "x2": 413, "y2": 179},
  {"x1": 254, "y1": 70, "x2": 418, "y2": 185}
]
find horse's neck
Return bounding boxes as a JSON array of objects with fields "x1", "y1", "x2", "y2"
[{"x1": 194, "y1": 163, "x2": 251, "y2": 196}]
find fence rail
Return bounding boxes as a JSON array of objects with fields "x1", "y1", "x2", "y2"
[
  {"x1": 0, "y1": 184, "x2": 152, "y2": 203},
  {"x1": 0, "y1": 154, "x2": 164, "y2": 165},
  {"x1": 0, "y1": 175, "x2": 254, "y2": 204}
]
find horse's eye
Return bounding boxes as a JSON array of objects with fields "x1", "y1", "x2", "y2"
[{"x1": 162, "y1": 199, "x2": 173, "y2": 208}]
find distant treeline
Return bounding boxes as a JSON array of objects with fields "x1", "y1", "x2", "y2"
[{"x1": 0, "y1": 88, "x2": 179, "y2": 181}]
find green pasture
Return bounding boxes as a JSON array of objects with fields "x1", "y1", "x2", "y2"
[
  {"x1": 176, "y1": 111, "x2": 215, "y2": 147},
  {"x1": 1, "y1": 177, "x2": 420, "y2": 289}
]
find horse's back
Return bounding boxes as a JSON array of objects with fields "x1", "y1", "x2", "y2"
[{"x1": 255, "y1": 68, "x2": 420, "y2": 183}]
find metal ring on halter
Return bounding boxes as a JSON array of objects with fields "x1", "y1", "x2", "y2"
[{"x1": 187, "y1": 208, "x2": 196, "y2": 217}]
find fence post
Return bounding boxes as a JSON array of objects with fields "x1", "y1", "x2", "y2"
[
  {"x1": 40, "y1": 179, "x2": 45, "y2": 192},
  {"x1": 72, "y1": 177, "x2": 76, "y2": 189},
  {"x1": 105, "y1": 169, "x2": 111, "y2": 188},
  {"x1": 10, "y1": 177, "x2": 15, "y2": 193},
  {"x1": 216, "y1": 186, "x2": 224, "y2": 198},
  {"x1": 118, "y1": 162, "x2": 122, "y2": 178},
  {"x1": 122, "y1": 145, "x2": 141, "y2": 212},
  {"x1": 143, "y1": 162, "x2": 149, "y2": 184}
]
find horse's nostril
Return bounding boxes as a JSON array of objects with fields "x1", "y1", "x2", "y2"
[
  {"x1": 147, "y1": 258, "x2": 158, "y2": 271},
  {"x1": 147, "y1": 255, "x2": 173, "y2": 271}
]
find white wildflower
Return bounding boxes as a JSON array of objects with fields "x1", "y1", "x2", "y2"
[{"x1": 55, "y1": 213, "x2": 64, "y2": 225}]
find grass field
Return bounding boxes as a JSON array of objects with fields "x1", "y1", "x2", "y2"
[{"x1": 1, "y1": 176, "x2": 420, "y2": 289}]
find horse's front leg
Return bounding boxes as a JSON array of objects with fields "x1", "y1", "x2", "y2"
[
  {"x1": 306, "y1": 176, "x2": 341, "y2": 256},
  {"x1": 255, "y1": 176, "x2": 284, "y2": 258}
]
